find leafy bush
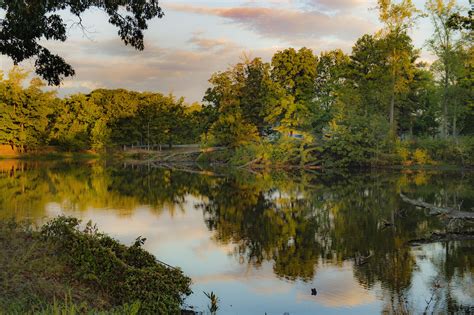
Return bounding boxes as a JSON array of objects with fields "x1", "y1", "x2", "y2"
[
  {"x1": 269, "y1": 136, "x2": 318, "y2": 167},
  {"x1": 409, "y1": 136, "x2": 474, "y2": 166},
  {"x1": 229, "y1": 142, "x2": 268, "y2": 166},
  {"x1": 412, "y1": 148, "x2": 430, "y2": 165},
  {"x1": 40, "y1": 216, "x2": 192, "y2": 314},
  {"x1": 321, "y1": 113, "x2": 389, "y2": 168}
]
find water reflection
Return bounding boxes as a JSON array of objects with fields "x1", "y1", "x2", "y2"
[{"x1": 0, "y1": 160, "x2": 472, "y2": 314}]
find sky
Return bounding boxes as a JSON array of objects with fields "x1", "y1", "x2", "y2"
[{"x1": 0, "y1": 0, "x2": 469, "y2": 103}]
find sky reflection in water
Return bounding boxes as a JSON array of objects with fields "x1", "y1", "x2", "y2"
[{"x1": 1, "y1": 160, "x2": 473, "y2": 314}]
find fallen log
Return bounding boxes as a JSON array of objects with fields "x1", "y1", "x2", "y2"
[
  {"x1": 400, "y1": 193, "x2": 474, "y2": 220},
  {"x1": 408, "y1": 232, "x2": 474, "y2": 245}
]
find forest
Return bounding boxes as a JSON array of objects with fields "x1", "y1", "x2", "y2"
[{"x1": 0, "y1": 0, "x2": 472, "y2": 168}]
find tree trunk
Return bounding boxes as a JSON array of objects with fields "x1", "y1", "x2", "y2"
[
  {"x1": 442, "y1": 55, "x2": 449, "y2": 139},
  {"x1": 442, "y1": 94, "x2": 448, "y2": 139},
  {"x1": 452, "y1": 108, "x2": 457, "y2": 139}
]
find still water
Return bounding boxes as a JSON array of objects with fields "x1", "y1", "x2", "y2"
[{"x1": 0, "y1": 160, "x2": 473, "y2": 314}]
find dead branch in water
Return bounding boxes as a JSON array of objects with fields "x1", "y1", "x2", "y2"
[
  {"x1": 400, "y1": 193, "x2": 474, "y2": 220},
  {"x1": 408, "y1": 232, "x2": 474, "y2": 245}
]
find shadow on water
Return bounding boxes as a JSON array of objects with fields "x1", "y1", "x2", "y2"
[{"x1": 0, "y1": 160, "x2": 473, "y2": 314}]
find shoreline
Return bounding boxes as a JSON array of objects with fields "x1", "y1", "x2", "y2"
[{"x1": 1, "y1": 151, "x2": 473, "y2": 173}]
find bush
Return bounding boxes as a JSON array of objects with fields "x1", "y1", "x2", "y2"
[
  {"x1": 412, "y1": 148, "x2": 430, "y2": 165},
  {"x1": 229, "y1": 143, "x2": 267, "y2": 166},
  {"x1": 321, "y1": 114, "x2": 389, "y2": 168},
  {"x1": 40, "y1": 216, "x2": 192, "y2": 314},
  {"x1": 409, "y1": 136, "x2": 474, "y2": 166}
]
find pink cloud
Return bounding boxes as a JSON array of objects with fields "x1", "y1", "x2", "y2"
[
  {"x1": 168, "y1": 4, "x2": 375, "y2": 41},
  {"x1": 303, "y1": 0, "x2": 369, "y2": 11}
]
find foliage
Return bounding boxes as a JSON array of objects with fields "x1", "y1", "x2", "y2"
[
  {"x1": 1, "y1": 0, "x2": 473, "y2": 168},
  {"x1": 206, "y1": 110, "x2": 260, "y2": 148},
  {"x1": 197, "y1": 0, "x2": 472, "y2": 168},
  {"x1": 0, "y1": 0, "x2": 163, "y2": 85},
  {"x1": 203, "y1": 291, "x2": 219, "y2": 314},
  {"x1": 321, "y1": 112, "x2": 390, "y2": 168},
  {"x1": 0, "y1": 71, "x2": 204, "y2": 153},
  {"x1": 0, "y1": 67, "x2": 56, "y2": 151},
  {"x1": 0, "y1": 217, "x2": 191, "y2": 314},
  {"x1": 39, "y1": 216, "x2": 192, "y2": 314}
]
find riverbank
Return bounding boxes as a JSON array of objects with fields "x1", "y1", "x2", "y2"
[
  {"x1": 116, "y1": 142, "x2": 474, "y2": 172},
  {"x1": 2, "y1": 136, "x2": 473, "y2": 172},
  {"x1": 0, "y1": 217, "x2": 192, "y2": 314}
]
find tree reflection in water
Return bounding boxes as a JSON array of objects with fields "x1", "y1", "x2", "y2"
[{"x1": 1, "y1": 160, "x2": 472, "y2": 313}]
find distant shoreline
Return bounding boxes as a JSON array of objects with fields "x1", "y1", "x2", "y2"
[{"x1": 2, "y1": 149, "x2": 472, "y2": 172}]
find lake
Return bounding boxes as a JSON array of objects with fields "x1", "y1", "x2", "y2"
[{"x1": 0, "y1": 160, "x2": 473, "y2": 314}]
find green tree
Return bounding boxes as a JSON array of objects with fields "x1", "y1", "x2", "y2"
[
  {"x1": 349, "y1": 34, "x2": 390, "y2": 116},
  {"x1": 270, "y1": 47, "x2": 318, "y2": 135},
  {"x1": 313, "y1": 49, "x2": 350, "y2": 132},
  {"x1": 0, "y1": 67, "x2": 55, "y2": 151},
  {"x1": 49, "y1": 94, "x2": 99, "y2": 150},
  {"x1": 0, "y1": 0, "x2": 163, "y2": 85},
  {"x1": 377, "y1": 0, "x2": 420, "y2": 134},
  {"x1": 425, "y1": 0, "x2": 465, "y2": 138},
  {"x1": 203, "y1": 57, "x2": 272, "y2": 147}
]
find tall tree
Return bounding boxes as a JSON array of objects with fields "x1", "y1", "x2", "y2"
[
  {"x1": 240, "y1": 57, "x2": 276, "y2": 135},
  {"x1": 426, "y1": 0, "x2": 466, "y2": 138},
  {"x1": 270, "y1": 47, "x2": 318, "y2": 135},
  {"x1": 313, "y1": 49, "x2": 350, "y2": 133},
  {"x1": 349, "y1": 34, "x2": 390, "y2": 117},
  {"x1": 377, "y1": 0, "x2": 419, "y2": 135}
]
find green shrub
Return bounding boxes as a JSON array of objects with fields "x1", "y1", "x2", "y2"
[
  {"x1": 321, "y1": 114, "x2": 389, "y2": 168},
  {"x1": 412, "y1": 148, "x2": 431, "y2": 165},
  {"x1": 410, "y1": 136, "x2": 474, "y2": 166},
  {"x1": 40, "y1": 216, "x2": 192, "y2": 314}
]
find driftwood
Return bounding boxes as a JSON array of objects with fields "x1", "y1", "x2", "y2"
[
  {"x1": 400, "y1": 193, "x2": 474, "y2": 220},
  {"x1": 408, "y1": 232, "x2": 474, "y2": 245}
]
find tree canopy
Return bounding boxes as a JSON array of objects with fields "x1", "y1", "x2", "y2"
[{"x1": 0, "y1": 0, "x2": 163, "y2": 85}]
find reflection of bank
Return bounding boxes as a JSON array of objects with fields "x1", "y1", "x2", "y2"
[
  {"x1": 1, "y1": 160, "x2": 473, "y2": 314},
  {"x1": 0, "y1": 159, "x2": 20, "y2": 172}
]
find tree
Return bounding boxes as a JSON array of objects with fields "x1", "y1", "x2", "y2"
[
  {"x1": 0, "y1": 0, "x2": 163, "y2": 85},
  {"x1": 270, "y1": 47, "x2": 318, "y2": 134},
  {"x1": 377, "y1": 0, "x2": 420, "y2": 135},
  {"x1": 203, "y1": 56, "x2": 278, "y2": 146},
  {"x1": 349, "y1": 34, "x2": 390, "y2": 116},
  {"x1": 240, "y1": 57, "x2": 276, "y2": 135},
  {"x1": 398, "y1": 62, "x2": 438, "y2": 137},
  {"x1": 313, "y1": 49, "x2": 350, "y2": 132},
  {"x1": 0, "y1": 67, "x2": 56, "y2": 151},
  {"x1": 49, "y1": 94, "x2": 99, "y2": 150},
  {"x1": 426, "y1": 0, "x2": 467, "y2": 138}
]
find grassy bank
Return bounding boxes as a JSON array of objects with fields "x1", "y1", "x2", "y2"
[
  {"x1": 0, "y1": 217, "x2": 192, "y2": 314},
  {"x1": 195, "y1": 137, "x2": 474, "y2": 170}
]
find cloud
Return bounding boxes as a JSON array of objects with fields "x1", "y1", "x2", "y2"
[
  {"x1": 188, "y1": 32, "x2": 239, "y2": 52},
  {"x1": 25, "y1": 36, "x2": 246, "y2": 101},
  {"x1": 167, "y1": 4, "x2": 375, "y2": 43},
  {"x1": 302, "y1": 0, "x2": 369, "y2": 11}
]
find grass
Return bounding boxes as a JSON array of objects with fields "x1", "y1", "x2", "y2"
[{"x1": 0, "y1": 221, "x2": 107, "y2": 314}]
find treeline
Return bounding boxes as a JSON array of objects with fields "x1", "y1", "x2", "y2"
[
  {"x1": 200, "y1": 0, "x2": 473, "y2": 167},
  {"x1": 0, "y1": 68, "x2": 211, "y2": 152},
  {"x1": 0, "y1": 0, "x2": 472, "y2": 167}
]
